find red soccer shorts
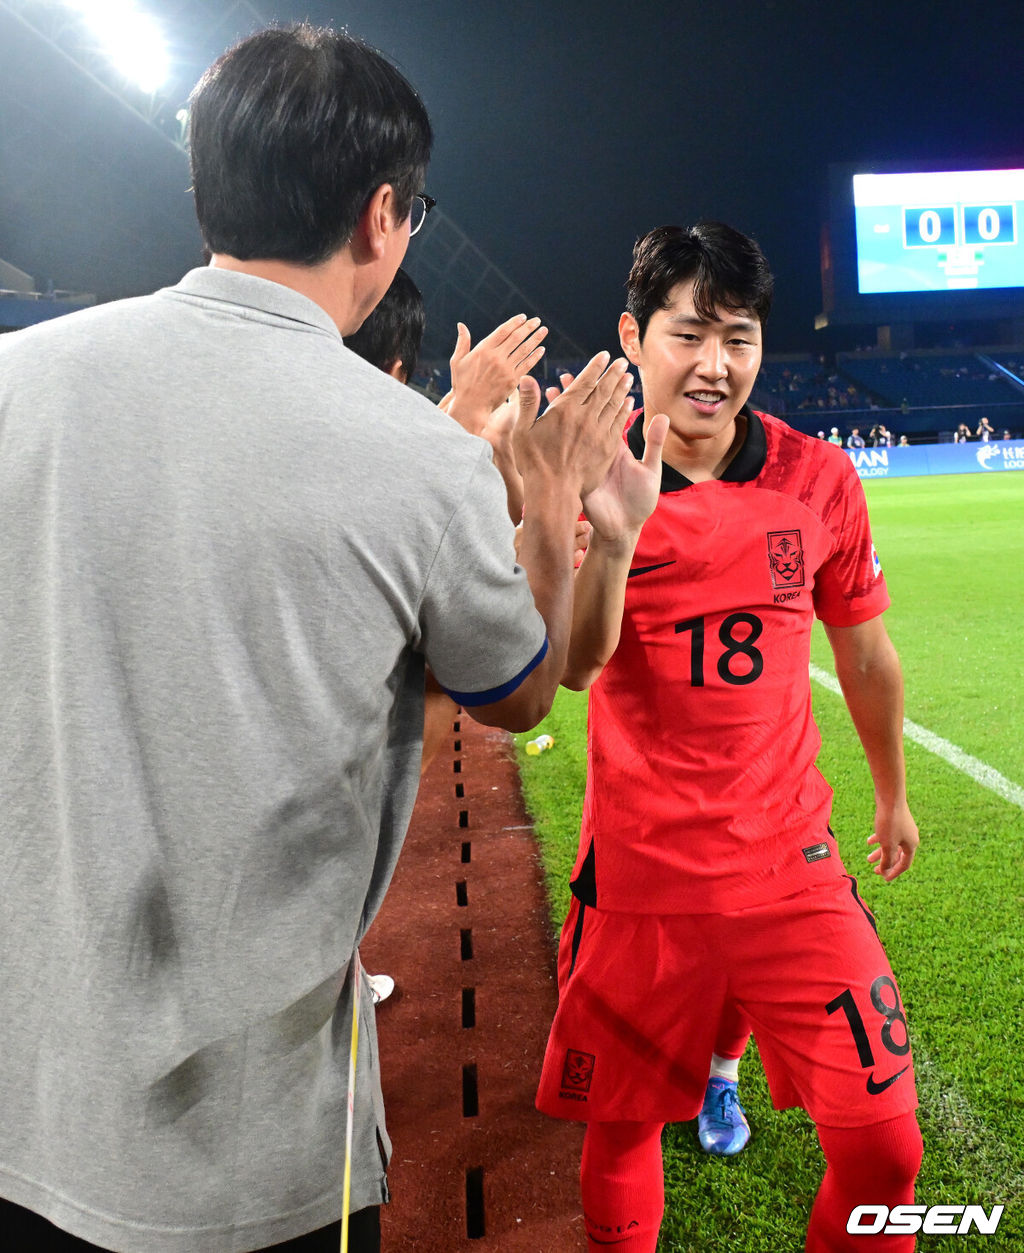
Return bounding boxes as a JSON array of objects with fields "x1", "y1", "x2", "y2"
[{"x1": 536, "y1": 875, "x2": 917, "y2": 1129}]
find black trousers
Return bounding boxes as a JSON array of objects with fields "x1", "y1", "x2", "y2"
[{"x1": 0, "y1": 1197, "x2": 381, "y2": 1252}]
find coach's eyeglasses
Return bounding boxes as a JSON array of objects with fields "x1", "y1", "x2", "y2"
[{"x1": 409, "y1": 193, "x2": 436, "y2": 237}]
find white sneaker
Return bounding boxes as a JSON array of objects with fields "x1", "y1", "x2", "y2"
[{"x1": 366, "y1": 973, "x2": 395, "y2": 1005}]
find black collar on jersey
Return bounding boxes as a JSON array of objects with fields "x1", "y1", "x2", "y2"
[{"x1": 626, "y1": 404, "x2": 767, "y2": 493}]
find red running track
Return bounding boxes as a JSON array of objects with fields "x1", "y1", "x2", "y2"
[{"x1": 360, "y1": 713, "x2": 587, "y2": 1252}]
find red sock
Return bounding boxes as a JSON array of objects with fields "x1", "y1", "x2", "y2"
[
  {"x1": 807, "y1": 1111, "x2": 923, "y2": 1252},
  {"x1": 712, "y1": 1000, "x2": 752, "y2": 1061},
  {"x1": 581, "y1": 1121, "x2": 665, "y2": 1251}
]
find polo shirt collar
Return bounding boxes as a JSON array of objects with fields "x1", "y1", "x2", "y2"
[
  {"x1": 626, "y1": 405, "x2": 767, "y2": 492},
  {"x1": 170, "y1": 267, "x2": 342, "y2": 340}
]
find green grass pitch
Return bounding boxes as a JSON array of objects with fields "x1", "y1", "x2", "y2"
[{"x1": 513, "y1": 471, "x2": 1024, "y2": 1251}]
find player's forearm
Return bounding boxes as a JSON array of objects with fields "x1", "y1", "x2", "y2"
[
  {"x1": 561, "y1": 530, "x2": 640, "y2": 690},
  {"x1": 832, "y1": 632, "x2": 909, "y2": 809}
]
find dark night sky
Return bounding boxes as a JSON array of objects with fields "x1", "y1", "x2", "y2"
[{"x1": 1, "y1": 0, "x2": 1022, "y2": 354}]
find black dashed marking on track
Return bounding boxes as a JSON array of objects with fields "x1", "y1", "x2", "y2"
[
  {"x1": 466, "y1": 1166, "x2": 485, "y2": 1237},
  {"x1": 462, "y1": 1064, "x2": 478, "y2": 1117}
]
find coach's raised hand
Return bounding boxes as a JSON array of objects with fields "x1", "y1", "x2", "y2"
[{"x1": 468, "y1": 353, "x2": 632, "y2": 732}]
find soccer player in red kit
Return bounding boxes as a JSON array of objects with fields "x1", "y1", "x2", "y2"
[{"x1": 536, "y1": 222, "x2": 923, "y2": 1251}]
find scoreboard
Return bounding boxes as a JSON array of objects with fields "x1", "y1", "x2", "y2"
[{"x1": 853, "y1": 168, "x2": 1024, "y2": 295}]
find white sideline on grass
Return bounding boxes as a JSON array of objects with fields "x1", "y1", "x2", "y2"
[
  {"x1": 810, "y1": 661, "x2": 1024, "y2": 1210},
  {"x1": 912, "y1": 1051, "x2": 1024, "y2": 1207},
  {"x1": 808, "y1": 664, "x2": 1024, "y2": 811},
  {"x1": 811, "y1": 661, "x2": 1024, "y2": 1211}
]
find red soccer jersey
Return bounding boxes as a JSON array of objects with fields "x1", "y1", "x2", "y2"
[{"x1": 572, "y1": 409, "x2": 890, "y2": 914}]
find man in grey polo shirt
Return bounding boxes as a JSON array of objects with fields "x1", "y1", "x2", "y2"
[{"x1": 0, "y1": 25, "x2": 649, "y2": 1253}]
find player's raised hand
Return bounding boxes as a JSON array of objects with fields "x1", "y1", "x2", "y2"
[
  {"x1": 581, "y1": 412, "x2": 668, "y2": 545},
  {"x1": 446, "y1": 314, "x2": 548, "y2": 433},
  {"x1": 866, "y1": 802, "x2": 919, "y2": 880},
  {"x1": 513, "y1": 352, "x2": 634, "y2": 498}
]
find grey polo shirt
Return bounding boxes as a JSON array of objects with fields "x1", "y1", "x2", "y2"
[{"x1": 0, "y1": 268, "x2": 546, "y2": 1251}]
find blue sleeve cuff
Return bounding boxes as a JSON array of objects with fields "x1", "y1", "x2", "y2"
[{"x1": 440, "y1": 636, "x2": 549, "y2": 707}]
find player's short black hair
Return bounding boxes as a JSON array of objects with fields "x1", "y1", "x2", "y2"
[
  {"x1": 345, "y1": 267, "x2": 425, "y2": 383},
  {"x1": 189, "y1": 24, "x2": 432, "y2": 265},
  {"x1": 626, "y1": 222, "x2": 774, "y2": 340}
]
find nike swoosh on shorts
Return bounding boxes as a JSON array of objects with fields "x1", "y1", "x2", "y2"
[
  {"x1": 627, "y1": 560, "x2": 676, "y2": 578},
  {"x1": 866, "y1": 1065, "x2": 909, "y2": 1095}
]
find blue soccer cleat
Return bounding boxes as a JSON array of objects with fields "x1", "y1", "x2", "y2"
[{"x1": 697, "y1": 1077, "x2": 751, "y2": 1156}]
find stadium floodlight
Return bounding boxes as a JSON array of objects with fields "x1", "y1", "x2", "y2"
[{"x1": 59, "y1": 0, "x2": 169, "y2": 94}]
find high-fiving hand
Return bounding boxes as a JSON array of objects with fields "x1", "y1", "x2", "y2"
[
  {"x1": 512, "y1": 352, "x2": 636, "y2": 499},
  {"x1": 533, "y1": 366, "x2": 669, "y2": 543},
  {"x1": 580, "y1": 412, "x2": 669, "y2": 544},
  {"x1": 445, "y1": 314, "x2": 548, "y2": 434}
]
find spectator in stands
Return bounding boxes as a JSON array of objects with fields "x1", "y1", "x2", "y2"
[
  {"x1": 976, "y1": 416, "x2": 995, "y2": 441},
  {"x1": 827, "y1": 426, "x2": 842, "y2": 446},
  {"x1": 954, "y1": 423, "x2": 972, "y2": 443},
  {"x1": 847, "y1": 427, "x2": 865, "y2": 449},
  {"x1": 872, "y1": 424, "x2": 894, "y2": 447},
  {"x1": 898, "y1": 436, "x2": 910, "y2": 447}
]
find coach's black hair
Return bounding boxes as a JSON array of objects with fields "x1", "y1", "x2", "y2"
[
  {"x1": 188, "y1": 24, "x2": 432, "y2": 265},
  {"x1": 626, "y1": 221, "x2": 774, "y2": 340},
  {"x1": 345, "y1": 267, "x2": 425, "y2": 382}
]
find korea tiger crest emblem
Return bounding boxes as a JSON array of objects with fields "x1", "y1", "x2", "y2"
[
  {"x1": 767, "y1": 530, "x2": 805, "y2": 589},
  {"x1": 560, "y1": 1049, "x2": 596, "y2": 1095}
]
